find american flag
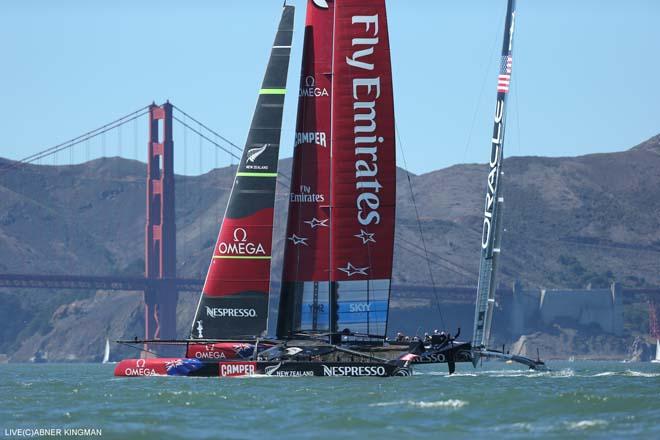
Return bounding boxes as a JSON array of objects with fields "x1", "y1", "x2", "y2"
[{"x1": 497, "y1": 55, "x2": 513, "y2": 93}]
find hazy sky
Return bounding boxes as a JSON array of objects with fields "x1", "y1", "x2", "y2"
[{"x1": 1, "y1": 0, "x2": 658, "y2": 175}]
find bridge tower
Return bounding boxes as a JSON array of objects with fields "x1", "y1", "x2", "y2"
[{"x1": 144, "y1": 102, "x2": 178, "y2": 344}]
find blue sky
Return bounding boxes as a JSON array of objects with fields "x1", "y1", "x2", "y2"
[{"x1": 1, "y1": 0, "x2": 658, "y2": 175}]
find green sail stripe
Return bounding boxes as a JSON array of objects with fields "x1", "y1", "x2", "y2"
[
  {"x1": 236, "y1": 172, "x2": 278, "y2": 177},
  {"x1": 259, "y1": 88, "x2": 286, "y2": 95}
]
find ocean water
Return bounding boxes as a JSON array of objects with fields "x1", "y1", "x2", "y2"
[{"x1": 1, "y1": 361, "x2": 659, "y2": 439}]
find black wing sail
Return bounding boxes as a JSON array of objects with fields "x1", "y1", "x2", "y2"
[
  {"x1": 472, "y1": 0, "x2": 516, "y2": 353},
  {"x1": 190, "y1": 5, "x2": 294, "y2": 340}
]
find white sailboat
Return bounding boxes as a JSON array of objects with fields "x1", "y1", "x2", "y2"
[
  {"x1": 652, "y1": 339, "x2": 660, "y2": 363},
  {"x1": 102, "y1": 338, "x2": 111, "y2": 364}
]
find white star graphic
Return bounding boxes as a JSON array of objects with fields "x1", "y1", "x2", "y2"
[
  {"x1": 304, "y1": 217, "x2": 328, "y2": 229},
  {"x1": 337, "y1": 262, "x2": 369, "y2": 277},
  {"x1": 287, "y1": 234, "x2": 309, "y2": 246},
  {"x1": 354, "y1": 229, "x2": 376, "y2": 244}
]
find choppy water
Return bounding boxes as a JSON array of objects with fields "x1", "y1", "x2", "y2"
[{"x1": 1, "y1": 361, "x2": 659, "y2": 439}]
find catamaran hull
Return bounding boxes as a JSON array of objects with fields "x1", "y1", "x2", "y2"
[{"x1": 114, "y1": 358, "x2": 412, "y2": 377}]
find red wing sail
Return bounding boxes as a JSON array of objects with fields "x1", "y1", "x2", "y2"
[
  {"x1": 331, "y1": 0, "x2": 395, "y2": 338},
  {"x1": 278, "y1": 0, "x2": 335, "y2": 338},
  {"x1": 277, "y1": 0, "x2": 395, "y2": 340},
  {"x1": 191, "y1": 6, "x2": 294, "y2": 340}
]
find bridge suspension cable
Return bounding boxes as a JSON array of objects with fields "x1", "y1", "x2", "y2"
[
  {"x1": 0, "y1": 105, "x2": 150, "y2": 173},
  {"x1": 172, "y1": 105, "x2": 243, "y2": 154},
  {"x1": 1, "y1": 102, "x2": 292, "y2": 189}
]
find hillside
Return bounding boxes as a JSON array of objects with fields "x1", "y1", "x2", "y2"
[{"x1": 1, "y1": 134, "x2": 659, "y2": 360}]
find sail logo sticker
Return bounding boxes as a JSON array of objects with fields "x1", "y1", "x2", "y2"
[
  {"x1": 233, "y1": 228, "x2": 248, "y2": 242},
  {"x1": 245, "y1": 144, "x2": 269, "y2": 170},
  {"x1": 196, "y1": 320, "x2": 204, "y2": 338},
  {"x1": 299, "y1": 76, "x2": 329, "y2": 98},
  {"x1": 217, "y1": 228, "x2": 266, "y2": 256},
  {"x1": 247, "y1": 144, "x2": 267, "y2": 163},
  {"x1": 416, "y1": 352, "x2": 447, "y2": 363},
  {"x1": 219, "y1": 362, "x2": 256, "y2": 377},
  {"x1": 348, "y1": 14, "x2": 385, "y2": 226},
  {"x1": 206, "y1": 307, "x2": 257, "y2": 318},
  {"x1": 322, "y1": 365, "x2": 386, "y2": 376},
  {"x1": 337, "y1": 262, "x2": 369, "y2": 277},
  {"x1": 123, "y1": 358, "x2": 157, "y2": 376},
  {"x1": 287, "y1": 234, "x2": 309, "y2": 246},
  {"x1": 264, "y1": 363, "x2": 282, "y2": 376},
  {"x1": 304, "y1": 217, "x2": 328, "y2": 228},
  {"x1": 349, "y1": 303, "x2": 371, "y2": 313},
  {"x1": 295, "y1": 131, "x2": 327, "y2": 148},
  {"x1": 307, "y1": 303, "x2": 325, "y2": 313},
  {"x1": 354, "y1": 229, "x2": 375, "y2": 244},
  {"x1": 481, "y1": 98, "x2": 505, "y2": 252},
  {"x1": 290, "y1": 185, "x2": 325, "y2": 203},
  {"x1": 312, "y1": 0, "x2": 329, "y2": 9},
  {"x1": 191, "y1": 344, "x2": 227, "y2": 360}
]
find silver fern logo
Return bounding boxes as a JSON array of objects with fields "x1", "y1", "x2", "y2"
[
  {"x1": 246, "y1": 144, "x2": 268, "y2": 163},
  {"x1": 264, "y1": 363, "x2": 282, "y2": 376}
]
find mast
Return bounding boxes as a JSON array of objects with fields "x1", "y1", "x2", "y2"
[
  {"x1": 277, "y1": 0, "x2": 396, "y2": 342},
  {"x1": 472, "y1": 0, "x2": 516, "y2": 354},
  {"x1": 190, "y1": 5, "x2": 294, "y2": 340}
]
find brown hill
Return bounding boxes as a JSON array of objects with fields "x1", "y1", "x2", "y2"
[{"x1": 1, "y1": 134, "x2": 659, "y2": 360}]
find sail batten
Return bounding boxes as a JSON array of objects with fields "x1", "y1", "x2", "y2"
[
  {"x1": 472, "y1": 0, "x2": 516, "y2": 351},
  {"x1": 190, "y1": 5, "x2": 294, "y2": 340}
]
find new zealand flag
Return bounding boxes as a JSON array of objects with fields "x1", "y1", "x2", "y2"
[{"x1": 165, "y1": 358, "x2": 203, "y2": 376}]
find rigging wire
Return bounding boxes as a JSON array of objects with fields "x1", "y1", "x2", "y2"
[
  {"x1": 395, "y1": 123, "x2": 447, "y2": 330},
  {"x1": 461, "y1": 11, "x2": 506, "y2": 163},
  {"x1": 513, "y1": 56, "x2": 523, "y2": 157},
  {"x1": 395, "y1": 232, "x2": 474, "y2": 279},
  {"x1": 394, "y1": 235, "x2": 472, "y2": 281}
]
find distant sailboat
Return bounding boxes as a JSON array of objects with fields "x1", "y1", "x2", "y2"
[
  {"x1": 102, "y1": 338, "x2": 111, "y2": 364},
  {"x1": 652, "y1": 339, "x2": 660, "y2": 363}
]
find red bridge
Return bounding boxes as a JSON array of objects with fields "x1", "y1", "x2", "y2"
[{"x1": 0, "y1": 102, "x2": 236, "y2": 342}]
